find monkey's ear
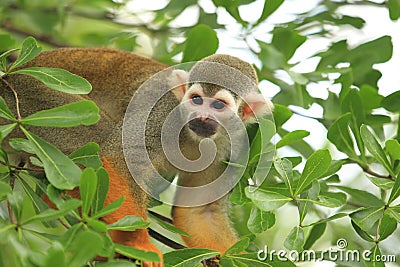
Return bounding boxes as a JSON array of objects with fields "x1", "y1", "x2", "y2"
[
  {"x1": 169, "y1": 69, "x2": 189, "y2": 101},
  {"x1": 242, "y1": 92, "x2": 273, "y2": 123}
]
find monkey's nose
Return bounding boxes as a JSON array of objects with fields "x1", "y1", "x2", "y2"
[{"x1": 188, "y1": 118, "x2": 218, "y2": 137}]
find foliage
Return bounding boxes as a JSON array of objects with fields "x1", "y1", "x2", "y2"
[{"x1": 1, "y1": 0, "x2": 400, "y2": 266}]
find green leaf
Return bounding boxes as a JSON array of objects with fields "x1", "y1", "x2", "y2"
[
  {"x1": 359, "y1": 85, "x2": 383, "y2": 111},
  {"x1": 11, "y1": 67, "x2": 92, "y2": 94},
  {"x1": 274, "y1": 158, "x2": 294, "y2": 196},
  {"x1": 23, "y1": 199, "x2": 81, "y2": 224},
  {"x1": 255, "y1": 0, "x2": 284, "y2": 25},
  {"x1": 21, "y1": 128, "x2": 81, "y2": 190},
  {"x1": 17, "y1": 175, "x2": 50, "y2": 216},
  {"x1": 323, "y1": 159, "x2": 347, "y2": 178},
  {"x1": 350, "y1": 206, "x2": 385, "y2": 235},
  {"x1": 287, "y1": 70, "x2": 308, "y2": 85},
  {"x1": 0, "y1": 123, "x2": 17, "y2": 139},
  {"x1": 386, "y1": 139, "x2": 400, "y2": 160},
  {"x1": 366, "y1": 175, "x2": 394, "y2": 191},
  {"x1": 164, "y1": 248, "x2": 218, "y2": 267},
  {"x1": 314, "y1": 191, "x2": 347, "y2": 208},
  {"x1": 7, "y1": 191, "x2": 24, "y2": 222},
  {"x1": 80, "y1": 168, "x2": 97, "y2": 216},
  {"x1": 327, "y1": 113, "x2": 358, "y2": 159},
  {"x1": 59, "y1": 223, "x2": 84, "y2": 248},
  {"x1": 245, "y1": 187, "x2": 291, "y2": 211},
  {"x1": 149, "y1": 212, "x2": 189, "y2": 237},
  {"x1": 86, "y1": 217, "x2": 108, "y2": 232},
  {"x1": 276, "y1": 130, "x2": 309, "y2": 149},
  {"x1": 388, "y1": 0, "x2": 400, "y2": 20},
  {"x1": 91, "y1": 167, "x2": 109, "y2": 215},
  {"x1": 211, "y1": 0, "x2": 248, "y2": 26},
  {"x1": 335, "y1": 186, "x2": 385, "y2": 207},
  {"x1": 303, "y1": 223, "x2": 326, "y2": 250},
  {"x1": 349, "y1": 36, "x2": 392, "y2": 87},
  {"x1": 378, "y1": 214, "x2": 397, "y2": 241},
  {"x1": 341, "y1": 90, "x2": 365, "y2": 158},
  {"x1": 363, "y1": 245, "x2": 385, "y2": 267},
  {"x1": 225, "y1": 237, "x2": 250, "y2": 255},
  {"x1": 298, "y1": 181, "x2": 319, "y2": 223},
  {"x1": 229, "y1": 178, "x2": 250, "y2": 205},
  {"x1": 295, "y1": 149, "x2": 332, "y2": 195},
  {"x1": 46, "y1": 185, "x2": 64, "y2": 208},
  {"x1": 303, "y1": 213, "x2": 348, "y2": 227},
  {"x1": 284, "y1": 226, "x2": 304, "y2": 252},
  {"x1": 107, "y1": 216, "x2": 150, "y2": 231},
  {"x1": 95, "y1": 260, "x2": 136, "y2": 267},
  {"x1": 9, "y1": 37, "x2": 41, "y2": 71},
  {"x1": 285, "y1": 156, "x2": 302, "y2": 168},
  {"x1": 247, "y1": 206, "x2": 275, "y2": 234},
  {"x1": 182, "y1": 25, "x2": 218, "y2": 62},
  {"x1": 66, "y1": 230, "x2": 104, "y2": 267},
  {"x1": 388, "y1": 174, "x2": 400, "y2": 204},
  {"x1": 272, "y1": 104, "x2": 292, "y2": 128},
  {"x1": 97, "y1": 233, "x2": 116, "y2": 259},
  {"x1": 0, "y1": 96, "x2": 16, "y2": 120},
  {"x1": 351, "y1": 219, "x2": 374, "y2": 242},
  {"x1": 91, "y1": 196, "x2": 124, "y2": 219},
  {"x1": 115, "y1": 244, "x2": 160, "y2": 263},
  {"x1": 21, "y1": 100, "x2": 99, "y2": 127},
  {"x1": 0, "y1": 181, "x2": 12, "y2": 201},
  {"x1": 273, "y1": 82, "x2": 313, "y2": 110},
  {"x1": 387, "y1": 206, "x2": 400, "y2": 222},
  {"x1": 69, "y1": 142, "x2": 102, "y2": 169},
  {"x1": 320, "y1": 92, "x2": 341, "y2": 121},
  {"x1": 9, "y1": 138, "x2": 35, "y2": 153},
  {"x1": 258, "y1": 41, "x2": 285, "y2": 70},
  {"x1": 361, "y1": 125, "x2": 394, "y2": 177},
  {"x1": 271, "y1": 28, "x2": 306, "y2": 61},
  {"x1": 247, "y1": 118, "x2": 276, "y2": 187},
  {"x1": 0, "y1": 48, "x2": 19, "y2": 71},
  {"x1": 382, "y1": 90, "x2": 400, "y2": 112},
  {"x1": 42, "y1": 242, "x2": 66, "y2": 267},
  {"x1": 220, "y1": 252, "x2": 296, "y2": 267},
  {"x1": 298, "y1": 191, "x2": 346, "y2": 209}
]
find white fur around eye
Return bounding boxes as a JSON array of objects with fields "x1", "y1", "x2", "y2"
[
  {"x1": 214, "y1": 89, "x2": 237, "y2": 110},
  {"x1": 182, "y1": 84, "x2": 204, "y2": 102}
]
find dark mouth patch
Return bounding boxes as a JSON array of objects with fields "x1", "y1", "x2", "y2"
[{"x1": 188, "y1": 118, "x2": 218, "y2": 137}]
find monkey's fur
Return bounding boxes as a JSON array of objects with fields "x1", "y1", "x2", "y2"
[{"x1": 0, "y1": 48, "x2": 270, "y2": 266}]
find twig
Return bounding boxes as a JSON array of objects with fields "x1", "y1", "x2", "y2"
[
  {"x1": 1, "y1": 19, "x2": 67, "y2": 48},
  {"x1": 1, "y1": 77, "x2": 21, "y2": 120},
  {"x1": 7, "y1": 173, "x2": 17, "y2": 224},
  {"x1": 148, "y1": 210, "x2": 173, "y2": 224},
  {"x1": 290, "y1": 107, "x2": 320, "y2": 120},
  {"x1": 375, "y1": 208, "x2": 386, "y2": 242},
  {"x1": 148, "y1": 228, "x2": 185, "y2": 249},
  {"x1": 361, "y1": 166, "x2": 394, "y2": 181},
  {"x1": 0, "y1": 161, "x2": 44, "y2": 173},
  {"x1": 57, "y1": 218, "x2": 71, "y2": 229}
]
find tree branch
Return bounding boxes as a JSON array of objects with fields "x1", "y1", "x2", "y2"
[{"x1": 1, "y1": 19, "x2": 67, "y2": 48}]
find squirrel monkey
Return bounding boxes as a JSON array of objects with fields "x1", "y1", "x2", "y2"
[{"x1": 0, "y1": 48, "x2": 272, "y2": 266}]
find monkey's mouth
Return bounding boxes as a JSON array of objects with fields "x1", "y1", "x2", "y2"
[{"x1": 188, "y1": 118, "x2": 218, "y2": 137}]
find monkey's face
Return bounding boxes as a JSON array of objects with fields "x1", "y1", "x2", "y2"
[{"x1": 181, "y1": 83, "x2": 240, "y2": 140}]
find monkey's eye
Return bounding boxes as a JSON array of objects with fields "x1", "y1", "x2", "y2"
[
  {"x1": 212, "y1": 100, "x2": 226, "y2": 110},
  {"x1": 191, "y1": 95, "x2": 203, "y2": 105}
]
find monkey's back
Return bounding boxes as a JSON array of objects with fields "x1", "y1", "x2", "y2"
[{"x1": 1, "y1": 48, "x2": 172, "y2": 156}]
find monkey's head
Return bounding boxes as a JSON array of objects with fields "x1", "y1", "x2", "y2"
[{"x1": 169, "y1": 54, "x2": 273, "y2": 141}]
